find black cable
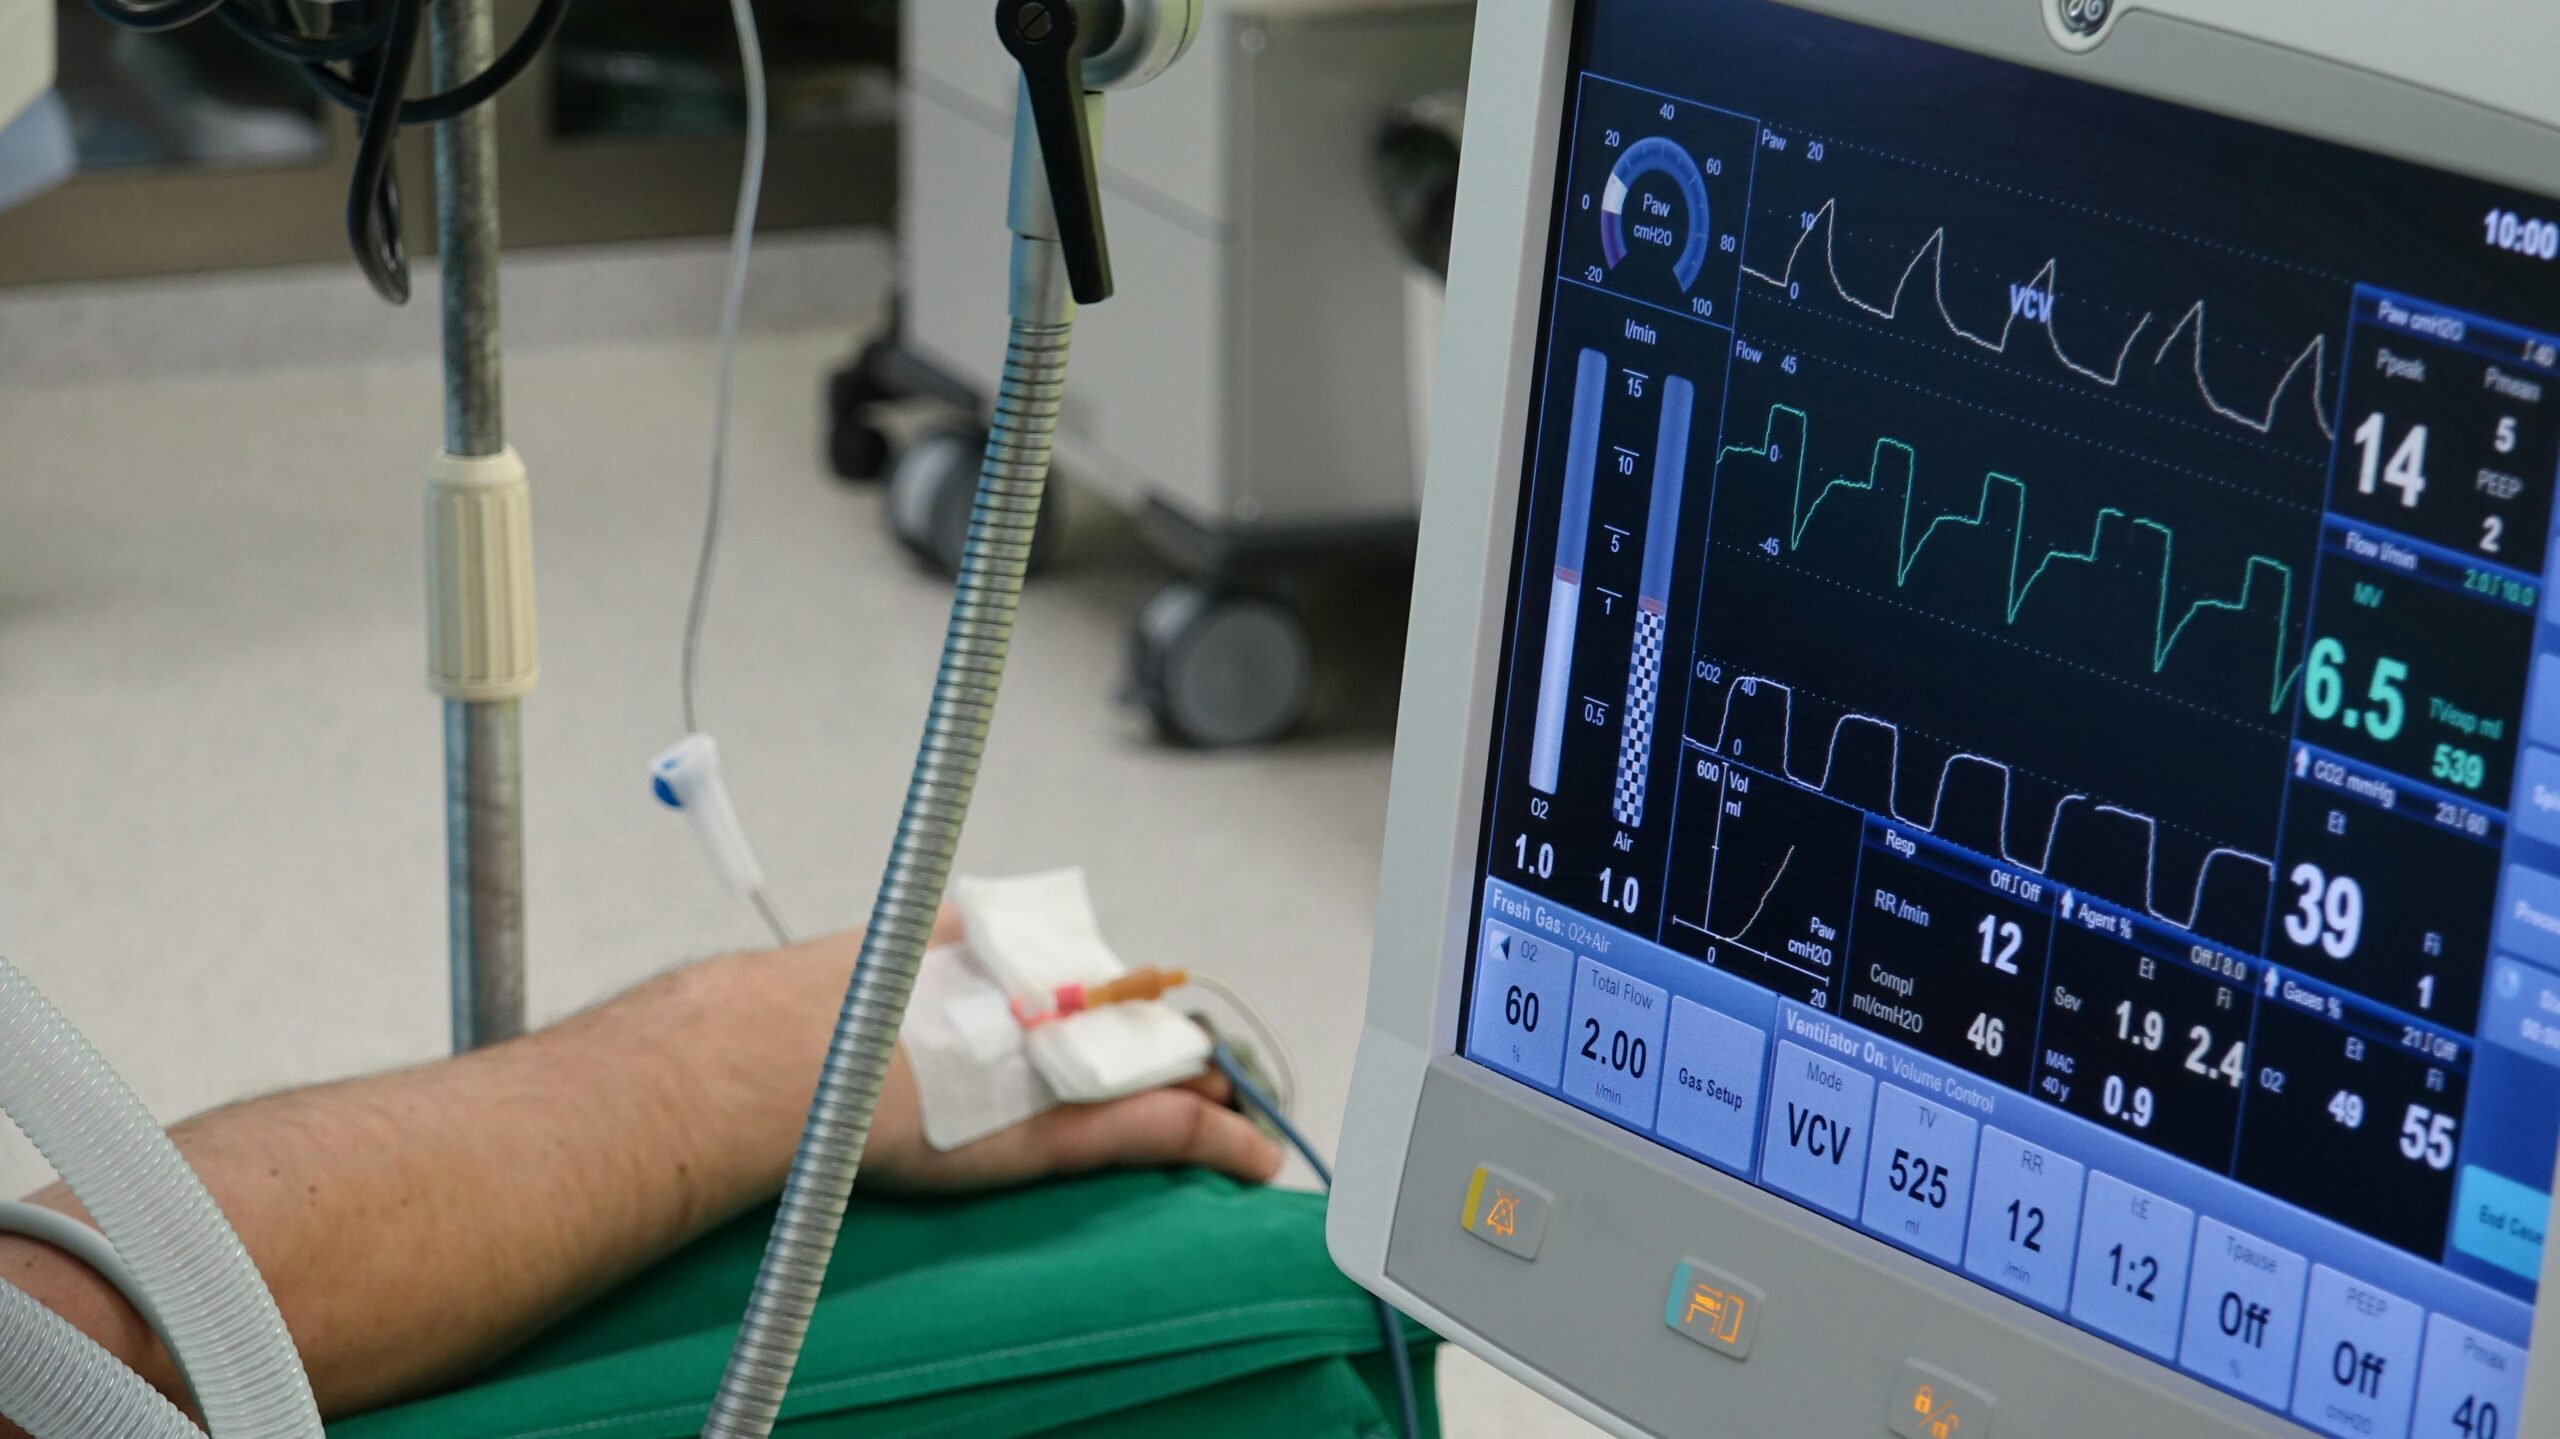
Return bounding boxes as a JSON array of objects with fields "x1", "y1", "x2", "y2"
[
  {"x1": 80, "y1": 0, "x2": 568, "y2": 301},
  {"x1": 81, "y1": 0, "x2": 228, "y2": 35},
  {"x1": 215, "y1": 0, "x2": 396, "y2": 65},
  {"x1": 293, "y1": 0, "x2": 572, "y2": 124},
  {"x1": 1210, "y1": 1045, "x2": 1427, "y2": 1439},
  {"x1": 344, "y1": 0, "x2": 423, "y2": 304}
]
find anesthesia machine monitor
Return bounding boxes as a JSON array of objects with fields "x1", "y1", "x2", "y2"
[{"x1": 1331, "y1": 0, "x2": 2560, "y2": 1435}]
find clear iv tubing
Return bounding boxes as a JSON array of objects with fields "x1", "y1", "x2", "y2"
[{"x1": 698, "y1": 241, "x2": 1076, "y2": 1439}]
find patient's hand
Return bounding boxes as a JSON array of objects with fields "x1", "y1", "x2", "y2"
[
  {"x1": 864, "y1": 1047, "x2": 1283, "y2": 1192},
  {"x1": 775, "y1": 910, "x2": 1285, "y2": 1195}
]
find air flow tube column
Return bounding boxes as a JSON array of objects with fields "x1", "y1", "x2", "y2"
[{"x1": 1613, "y1": 373, "x2": 1692, "y2": 827}]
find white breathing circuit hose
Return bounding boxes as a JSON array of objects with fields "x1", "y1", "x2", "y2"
[
  {"x1": 0, "y1": 955, "x2": 323, "y2": 1439},
  {"x1": 0, "y1": 1278, "x2": 202, "y2": 1439}
]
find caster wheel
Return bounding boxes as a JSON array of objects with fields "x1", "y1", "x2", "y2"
[
  {"x1": 828, "y1": 337, "x2": 906, "y2": 413},
  {"x1": 824, "y1": 339, "x2": 911, "y2": 481},
  {"x1": 828, "y1": 411, "x2": 892, "y2": 481},
  {"x1": 1129, "y1": 583, "x2": 1314, "y2": 748},
  {"x1": 884, "y1": 428, "x2": 1066, "y2": 577}
]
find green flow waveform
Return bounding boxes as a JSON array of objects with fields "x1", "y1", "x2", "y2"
[{"x1": 1720, "y1": 404, "x2": 2302, "y2": 713}]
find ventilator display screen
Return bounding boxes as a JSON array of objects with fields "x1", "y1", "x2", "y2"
[{"x1": 1462, "y1": 1, "x2": 2560, "y2": 1431}]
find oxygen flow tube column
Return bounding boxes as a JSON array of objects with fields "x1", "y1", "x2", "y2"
[
  {"x1": 1529, "y1": 347, "x2": 1611, "y2": 794},
  {"x1": 1612, "y1": 373, "x2": 1691, "y2": 827}
]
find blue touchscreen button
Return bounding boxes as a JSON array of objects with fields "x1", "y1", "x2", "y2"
[
  {"x1": 2071, "y1": 1170, "x2": 2195, "y2": 1360},
  {"x1": 2178, "y1": 1218, "x2": 2309, "y2": 1410},
  {"x1": 2515, "y1": 747, "x2": 2560, "y2": 847},
  {"x1": 1560, "y1": 956, "x2": 1671, "y2": 1128},
  {"x1": 1653, "y1": 997, "x2": 1767, "y2": 1174},
  {"x1": 2410, "y1": 1314, "x2": 2527, "y2": 1439},
  {"x1": 2291, "y1": 1265, "x2": 2423, "y2": 1439},
  {"x1": 1760, "y1": 1040, "x2": 1877, "y2": 1221},
  {"x1": 2528, "y1": 654, "x2": 2560, "y2": 749},
  {"x1": 2496, "y1": 866, "x2": 2560, "y2": 971},
  {"x1": 1859, "y1": 1084, "x2": 1979, "y2": 1264},
  {"x1": 1466, "y1": 921, "x2": 1574, "y2": 1088},
  {"x1": 1964, "y1": 1126, "x2": 2084, "y2": 1312},
  {"x1": 2450, "y1": 1165, "x2": 2550, "y2": 1281}
]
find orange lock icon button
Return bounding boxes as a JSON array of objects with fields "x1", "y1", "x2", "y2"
[
  {"x1": 1891, "y1": 1365, "x2": 1990, "y2": 1439},
  {"x1": 1910, "y1": 1383, "x2": 1964, "y2": 1437}
]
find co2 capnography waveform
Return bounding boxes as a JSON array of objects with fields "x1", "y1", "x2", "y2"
[{"x1": 1690, "y1": 675, "x2": 2274, "y2": 933}]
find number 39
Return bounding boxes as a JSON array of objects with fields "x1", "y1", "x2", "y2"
[{"x1": 2282, "y1": 863, "x2": 2363, "y2": 960}]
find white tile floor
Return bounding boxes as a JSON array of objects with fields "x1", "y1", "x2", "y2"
[{"x1": 0, "y1": 236, "x2": 1603, "y2": 1438}]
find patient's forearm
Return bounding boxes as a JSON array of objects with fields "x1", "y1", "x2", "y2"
[
  {"x1": 0, "y1": 916, "x2": 1277, "y2": 1434},
  {"x1": 0, "y1": 935, "x2": 871, "y2": 1424}
]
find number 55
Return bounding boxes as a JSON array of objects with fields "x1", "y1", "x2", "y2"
[{"x1": 2399, "y1": 1105, "x2": 2456, "y2": 1170}]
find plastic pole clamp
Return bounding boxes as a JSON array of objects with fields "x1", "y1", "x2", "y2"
[{"x1": 425, "y1": 445, "x2": 538, "y2": 702}]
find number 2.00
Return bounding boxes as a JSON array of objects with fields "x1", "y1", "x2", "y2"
[{"x1": 1581, "y1": 1020, "x2": 1648, "y2": 1077}]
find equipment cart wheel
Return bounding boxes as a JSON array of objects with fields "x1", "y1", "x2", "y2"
[
  {"x1": 824, "y1": 339, "x2": 906, "y2": 482},
  {"x1": 885, "y1": 426, "x2": 1066, "y2": 578},
  {"x1": 1128, "y1": 582, "x2": 1315, "y2": 748},
  {"x1": 828, "y1": 411, "x2": 894, "y2": 482}
]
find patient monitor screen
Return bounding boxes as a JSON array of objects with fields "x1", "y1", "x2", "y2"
[{"x1": 1464, "y1": 0, "x2": 2560, "y2": 1431}]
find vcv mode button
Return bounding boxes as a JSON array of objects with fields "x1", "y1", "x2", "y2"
[{"x1": 1759, "y1": 1039, "x2": 1877, "y2": 1221}]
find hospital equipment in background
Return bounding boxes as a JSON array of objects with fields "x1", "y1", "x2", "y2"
[
  {"x1": 824, "y1": 0, "x2": 1473, "y2": 748},
  {"x1": 0, "y1": 0, "x2": 66, "y2": 211},
  {"x1": 1331, "y1": 1, "x2": 2560, "y2": 1436},
  {"x1": 0, "y1": 5, "x2": 1389, "y2": 1439},
  {"x1": 0, "y1": 0, "x2": 36, "y2": 120}
]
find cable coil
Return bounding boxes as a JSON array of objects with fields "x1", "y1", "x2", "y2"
[{"x1": 81, "y1": 0, "x2": 575, "y2": 299}]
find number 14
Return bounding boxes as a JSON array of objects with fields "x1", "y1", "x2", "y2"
[{"x1": 2353, "y1": 412, "x2": 2429, "y2": 510}]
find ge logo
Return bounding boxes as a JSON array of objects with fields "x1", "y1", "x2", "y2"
[{"x1": 2059, "y1": 0, "x2": 2110, "y2": 34}]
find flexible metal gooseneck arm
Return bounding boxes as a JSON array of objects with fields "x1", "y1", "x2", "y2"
[{"x1": 696, "y1": 5, "x2": 1196, "y2": 1436}]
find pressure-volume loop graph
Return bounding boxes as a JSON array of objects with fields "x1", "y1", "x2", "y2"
[
  {"x1": 1722, "y1": 844, "x2": 1797, "y2": 946},
  {"x1": 1692, "y1": 676, "x2": 2274, "y2": 933},
  {"x1": 1739, "y1": 198, "x2": 2336, "y2": 440},
  {"x1": 1720, "y1": 403, "x2": 2305, "y2": 714},
  {"x1": 1672, "y1": 759, "x2": 1867, "y2": 994}
]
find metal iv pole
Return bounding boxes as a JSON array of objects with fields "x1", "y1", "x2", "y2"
[{"x1": 426, "y1": 0, "x2": 533, "y2": 1053}]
